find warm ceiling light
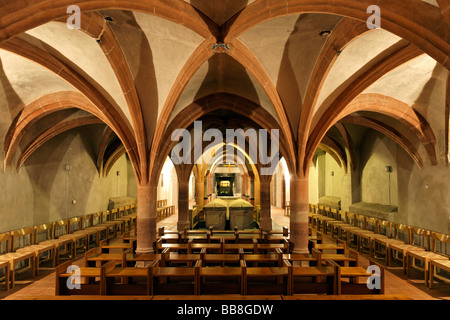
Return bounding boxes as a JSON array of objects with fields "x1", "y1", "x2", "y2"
[{"x1": 319, "y1": 30, "x2": 332, "y2": 38}]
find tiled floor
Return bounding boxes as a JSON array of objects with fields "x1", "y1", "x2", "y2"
[{"x1": 1, "y1": 206, "x2": 449, "y2": 300}]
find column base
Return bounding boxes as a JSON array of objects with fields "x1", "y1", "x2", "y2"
[
  {"x1": 177, "y1": 220, "x2": 191, "y2": 231},
  {"x1": 259, "y1": 217, "x2": 273, "y2": 231}
]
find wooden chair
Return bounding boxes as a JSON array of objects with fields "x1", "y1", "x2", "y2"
[
  {"x1": 56, "y1": 218, "x2": 90, "y2": 258},
  {"x1": 14, "y1": 225, "x2": 56, "y2": 275},
  {"x1": 429, "y1": 259, "x2": 450, "y2": 289},
  {"x1": 405, "y1": 231, "x2": 449, "y2": 286},
  {"x1": 0, "y1": 260, "x2": 10, "y2": 291},
  {"x1": 38, "y1": 220, "x2": 75, "y2": 264},
  {"x1": 385, "y1": 224, "x2": 422, "y2": 269},
  {"x1": 1, "y1": 228, "x2": 37, "y2": 287}
]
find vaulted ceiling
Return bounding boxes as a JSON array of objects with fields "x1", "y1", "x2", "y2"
[{"x1": 0, "y1": 0, "x2": 448, "y2": 184}]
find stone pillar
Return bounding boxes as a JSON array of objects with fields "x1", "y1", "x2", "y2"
[
  {"x1": 177, "y1": 178, "x2": 190, "y2": 231},
  {"x1": 136, "y1": 184, "x2": 157, "y2": 254},
  {"x1": 195, "y1": 175, "x2": 204, "y2": 210},
  {"x1": 289, "y1": 174, "x2": 310, "y2": 254},
  {"x1": 259, "y1": 174, "x2": 272, "y2": 231},
  {"x1": 254, "y1": 177, "x2": 260, "y2": 206},
  {"x1": 206, "y1": 173, "x2": 213, "y2": 203}
]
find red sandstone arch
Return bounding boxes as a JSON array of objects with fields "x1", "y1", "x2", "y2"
[
  {"x1": 298, "y1": 18, "x2": 369, "y2": 167},
  {"x1": 226, "y1": 39, "x2": 297, "y2": 171},
  {"x1": 152, "y1": 93, "x2": 295, "y2": 185},
  {"x1": 4, "y1": 91, "x2": 109, "y2": 168},
  {"x1": 340, "y1": 115, "x2": 424, "y2": 169},
  {"x1": 304, "y1": 44, "x2": 424, "y2": 174},
  {"x1": 0, "y1": 0, "x2": 220, "y2": 44},
  {"x1": 339, "y1": 93, "x2": 437, "y2": 167},
  {"x1": 0, "y1": 38, "x2": 141, "y2": 180},
  {"x1": 16, "y1": 115, "x2": 103, "y2": 169},
  {"x1": 222, "y1": 0, "x2": 450, "y2": 69}
]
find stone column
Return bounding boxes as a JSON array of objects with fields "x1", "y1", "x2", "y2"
[
  {"x1": 177, "y1": 178, "x2": 190, "y2": 231},
  {"x1": 289, "y1": 174, "x2": 310, "y2": 254},
  {"x1": 195, "y1": 175, "x2": 204, "y2": 210},
  {"x1": 136, "y1": 183, "x2": 157, "y2": 254},
  {"x1": 259, "y1": 174, "x2": 272, "y2": 231},
  {"x1": 206, "y1": 173, "x2": 213, "y2": 204}
]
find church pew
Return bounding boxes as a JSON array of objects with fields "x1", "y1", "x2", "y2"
[
  {"x1": 55, "y1": 260, "x2": 104, "y2": 296},
  {"x1": 288, "y1": 261, "x2": 337, "y2": 295},
  {"x1": 242, "y1": 259, "x2": 290, "y2": 295},
  {"x1": 103, "y1": 259, "x2": 153, "y2": 296},
  {"x1": 329, "y1": 259, "x2": 385, "y2": 295},
  {"x1": 152, "y1": 259, "x2": 200, "y2": 295},
  {"x1": 198, "y1": 261, "x2": 244, "y2": 295}
]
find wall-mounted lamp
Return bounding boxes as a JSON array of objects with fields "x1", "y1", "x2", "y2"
[
  {"x1": 385, "y1": 166, "x2": 392, "y2": 173},
  {"x1": 64, "y1": 164, "x2": 71, "y2": 171},
  {"x1": 330, "y1": 171, "x2": 335, "y2": 176}
]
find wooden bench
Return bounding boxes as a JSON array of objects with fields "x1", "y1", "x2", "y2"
[
  {"x1": 103, "y1": 259, "x2": 153, "y2": 295},
  {"x1": 100, "y1": 239, "x2": 134, "y2": 254},
  {"x1": 198, "y1": 262, "x2": 244, "y2": 295},
  {"x1": 288, "y1": 261, "x2": 337, "y2": 295},
  {"x1": 152, "y1": 260, "x2": 200, "y2": 295},
  {"x1": 314, "y1": 247, "x2": 359, "y2": 267},
  {"x1": 55, "y1": 260, "x2": 104, "y2": 296},
  {"x1": 242, "y1": 259, "x2": 289, "y2": 295},
  {"x1": 329, "y1": 259, "x2": 385, "y2": 295}
]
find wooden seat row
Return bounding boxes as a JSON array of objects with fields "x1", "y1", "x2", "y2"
[
  {"x1": 158, "y1": 226, "x2": 289, "y2": 244},
  {"x1": 308, "y1": 203, "x2": 450, "y2": 288},
  {"x1": 156, "y1": 199, "x2": 175, "y2": 222},
  {"x1": 55, "y1": 255, "x2": 385, "y2": 297},
  {"x1": 0, "y1": 203, "x2": 137, "y2": 290}
]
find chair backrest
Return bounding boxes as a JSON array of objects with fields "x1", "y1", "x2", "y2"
[
  {"x1": 393, "y1": 224, "x2": 410, "y2": 242},
  {"x1": 34, "y1": 223, "x2": 53, "y2": 244},
  {"x1": 431, "y1": 232, "x2": 449, "y2": 256},
  {"x1": 68, "y1": 217, "x2": 82, "y2": 233},
  {"x1": 355, "y1": 214, "x2": 366, "y2": 228},
  {"x1": 110, "y1": 209, "x2": 118, "y2": 220},
  {"x1": 377, "y1": 220, "x2": 392, "y2": 237},
  {"x1": 11, "y1": 227, "x2": 34, "y2": 251},
  {"x1": 82, "y1": 214, "x2": 93, "y2": 229},
  {"x1": 409, "y1": 227, "x2": 430, "y2": 250},
  {"x1": 92, "y1": 212, "x2": 103, "y2": 225},
  {"x1": 0, "y1": 232, "x2": 10, "y2": 255},
  {"x1": 53, "y1": 220, "x2": 69, "y2": 238},
  {"x1": 102, "y1": 211, "x2": 111, "y2": 222},
  {"x1": 346, "y1": 212, "x2": 355, "y2": 225},
  {"x1": 365, "y1": 217, "x2": 378, "y2": 232}
]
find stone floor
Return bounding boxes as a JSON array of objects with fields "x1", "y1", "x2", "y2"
[{"x1": 0, "y1": 206, "x2": 449, "y2": 300}]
